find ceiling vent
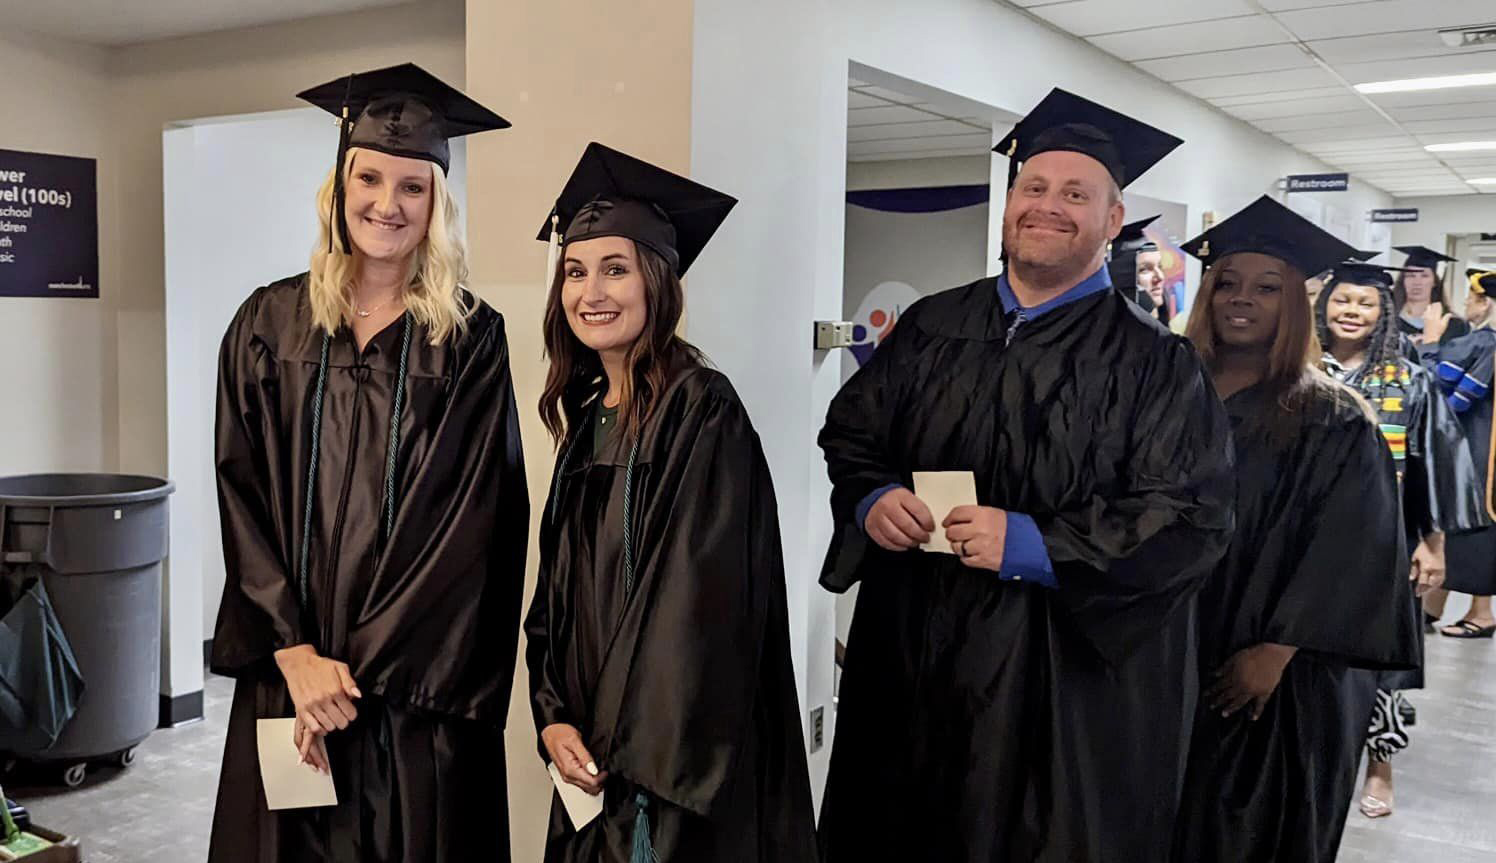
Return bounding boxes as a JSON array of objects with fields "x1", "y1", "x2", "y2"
[{"x1": 1438, "y1": 25, "x2": 1496, "y2": 48}]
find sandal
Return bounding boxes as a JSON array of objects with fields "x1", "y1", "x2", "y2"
[
  {"x1": 1359, "y1": 795, "x2": 1392, "y2": 818},
  {"x1": 1439, "y1": 620, "x2": 1496, "y2": 639}
]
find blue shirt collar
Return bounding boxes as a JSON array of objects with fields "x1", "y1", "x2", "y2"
[{"x1": 997, "y1": 265, "x2": 1113, "y2": 320}]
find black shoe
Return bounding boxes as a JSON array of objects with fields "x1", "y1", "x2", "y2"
[
  {"x1": 1397, "y1": 699, "x2": 1417, "y2": 727},
  {"x1": 1423, "y1": 611, "x2": 1439, "y2": 634}
]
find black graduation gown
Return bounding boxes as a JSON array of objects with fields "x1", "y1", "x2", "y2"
[
  {"x1": 1172, "y1": 382, "x2": 1420, "y2": 863},
  {"x1": 1419, "y1": 329, "x2": 1496, "y2": 595},
  {"x1": 1324, "y1": 356, "x2": 1481, "y2": 690},
  {"x1": 817, "y1": 278, "x2": 1235, "y2": 863},
  {"x1": 1398, "y1": 312, "x2": 1470, "y2": 346},
  {"x1": 207, "y1": 276, "x2": 529, "y2": 863},
  {"x1": 524, "y1": 366, "x2": 819, "y2": 863}
]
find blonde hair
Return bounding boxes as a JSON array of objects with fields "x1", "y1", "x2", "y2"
[{"x1": 307, "y1": 147, "x2": 471, "y2": 344}]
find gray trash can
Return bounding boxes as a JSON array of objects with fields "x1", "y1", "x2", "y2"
[{"x1": 0, "y1": 474, "x2": 173, "y2": 786}]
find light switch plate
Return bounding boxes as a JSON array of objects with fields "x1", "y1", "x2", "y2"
[{"x1": 814, "y1": 321, "x2": 855, "y2": 350}]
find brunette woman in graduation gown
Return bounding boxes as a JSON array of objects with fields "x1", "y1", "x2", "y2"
[
  {"x1": 207, "y1": 65, "x2": 528, "y2": 863},
  {"x1": 1171, "y1": 197, "x2": 1420, "y2": 863},
  {"x1": 523, "y1": 143, "x2": 818, "y2": 863}
]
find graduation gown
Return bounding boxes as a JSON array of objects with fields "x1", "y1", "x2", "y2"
[
  {"x1": 524, "y1": 366, "x2": 818, "y2": 862},
  {"x1": 817, "y1": 278, "x2": 1235, "y2": 863},
  {"x1": 1415, "y1": 328, "x2": 1496, "y2": 596},
  {"x1": 1172, "y1": 382, "x2": 1420, "y2": 863},
  {"x1": 1324, "y1": 355, "x2": 1482, "y2": 690},
  {"x1": 1399, "y1": 312, "x2": 1470, "y2": 346},
  {"x1": 207, "y1": 276, "x2": 529, "y2": 863}
]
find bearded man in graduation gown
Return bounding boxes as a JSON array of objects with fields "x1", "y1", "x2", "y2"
[{"x1": 816, "y1": 89, "x2": 1236, "y2": 863}]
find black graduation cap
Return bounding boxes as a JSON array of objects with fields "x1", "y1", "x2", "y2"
[
  {"x1": 538, "y1": 142, "x2": 737, "y2": 278},
  {"x1": 298, "y1": 63, "x2": 510, "y2": 252},
  {"x1": 1329, "y1": 261, "x2": 1408, "y2": 290},
  {"x1": 1395, "y1": 245, "x2": 1457, "y2": 273},
  {"x1": 1468, "y1": 268, "x2": 1496, "y2": 296},
  {"x1": 1181, "y1": 196, "x2": 1360, "y2": 277},
  {"x1": 1112, "y1": 215, "x2": 1161, "y2": 257},
  {"x1": 993, "y1": 88, "x2": 1183, "y2": 189}
]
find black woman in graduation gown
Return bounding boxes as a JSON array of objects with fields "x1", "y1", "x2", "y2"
[
  {"x1": 523, "y1": 143, "x2": 818, "y2": 863},
  {"x1": 207, "y1": 65, "x2": 529, "y2": 863},
  {"x1": 818, "y1": 90, "x2": 1235, "y2": 863},
  {"x1": 1171, "y1": 198, "x2": 1421, "y2": 863},
  {"x1": 1418, "y1": 268, "x2": 1496, "y2": 637},
  {"x1": 1315, "y1": 261, "x2": 1484, "y2": 818}
]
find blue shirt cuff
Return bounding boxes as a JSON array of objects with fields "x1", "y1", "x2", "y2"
[
  {"x1": 1002, "y1": 513, "x2": 1057, "y2": 588},
  {"x1": 856, "y1": 483, "x2": 903, "y2": 533}
]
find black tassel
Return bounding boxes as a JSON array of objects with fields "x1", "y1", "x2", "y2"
[{"x1": 329, "y1": 73, "x2": 355, "y2": 254}]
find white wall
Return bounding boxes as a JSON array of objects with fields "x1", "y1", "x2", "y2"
[
  {"x1": 0, "y1": 29, "x2": 117, "y2": 477},
  {"x1": 1390, "y1": 194, "x2": 1496, "y2": 254},
  {"x1": 690, "y1": 0, "x2": 1398, "y2": 808}
]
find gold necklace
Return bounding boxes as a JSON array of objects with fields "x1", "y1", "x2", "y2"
[{"x1": 355, "y1": 294, "x2": 402, "y2": 318}]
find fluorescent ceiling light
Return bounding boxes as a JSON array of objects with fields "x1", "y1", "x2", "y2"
[
  {"x1": 1469, "y1": 178, "x2": 1496, "y2": 185},
  {"x1": 1357, "y1": 72, "x2": 1496, "y2": 94},
  {"x1": 1426, "y1": 141, "x2": 1496, "y2": 152}
]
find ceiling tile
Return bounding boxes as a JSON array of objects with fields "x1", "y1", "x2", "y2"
[
  {"x1": 1137, "y1": 43, "x2": 1315, "y2": 82},
  {"x1": 848, "y1": 90, "x2": 888, "y2": 110},
  {"x1": 1306, "y1": 31, "x2": 1489, "y2": 65},
  {"x1": 1255, "y1": 109, "x2": 1386, "y2": 132},
  {"x1": 1087, "y1": 15, "x2": 1287, "y2": 61},
  {"x1": 846, "y1": 105, "x2": 945, "y2": 126},
  {"x1": 1273, "y1": 0, "x2": 1496, "y2": 41},
  {"x1": 1176, "y1": 67, "x2": 1340, "y2": 99},
  {"x1": 1208, "y1": 86, "x2": 1349, "y2": 108},
  {"x1": 848, "y1": 121, "x2": 989, "y2": 143},
  {"x1": 1338, "y1": 51, "x2": 1496, "y2": 86},
  {"x1": 1028, "y1": 0, "x2": 1255, "y2": 37},
  {"x1": 1220, "y1": 93, "x2": 1369, "y2": 119}
]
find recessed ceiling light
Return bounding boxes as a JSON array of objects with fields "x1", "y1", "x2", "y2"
[
  {"x1": 1356, "y1": 72, "x2": 1496, "y2": 94},
  {"x1": 1426, "y1": 141, "x2": 1496, "y2": 152}
]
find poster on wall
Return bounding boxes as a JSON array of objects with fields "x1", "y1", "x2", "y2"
[
  {"x1": 843, "y1": 185, "x2": 989, "y2": 376},
  {"x1": 0, "y1": 148, "x2": 99, "y2": 299},
  {"x1": 1121, "y1": 191, "x2": 1190, "y2": 319}
]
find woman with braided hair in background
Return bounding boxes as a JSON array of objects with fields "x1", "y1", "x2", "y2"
[{"x1": 1315, "y1": 261, "x2": 1484, "y2": 820}]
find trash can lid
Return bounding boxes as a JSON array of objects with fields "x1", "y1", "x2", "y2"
[{"x1": 0, "y1": 474, "x2": 175, "y2": 507}]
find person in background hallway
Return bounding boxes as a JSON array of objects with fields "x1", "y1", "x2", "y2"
[
  {"x1": 1314, "y1": 261, "x2": 1483, "y2": 819},
  {"x1": 207, "y1": 64, "x2": 529, "y2": 863},
  {"x1": 1419, "y1": 268, "x2": 1496, "y2": 639},
  {"x1": 1171, "y1": 197, "x2": 1420, "y2": 863},
  {"x1": 524, "y1": 143, "x2": 818, "y2": 863},
  {"x1": 1110, "y1": 213, "x2": 1169, "y2": 323},
  {"x1": 1306, "y1": 268, "x2": 1331, "y2": 308},
  {"x1": 817, "y1": 88, "x2": 1234, "y2": 863},
  {"x1": 1396, "y1": 245, "x2": 1468, "y2": 346}
]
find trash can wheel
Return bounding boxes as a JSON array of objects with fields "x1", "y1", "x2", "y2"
[
  {"x1": 114, "y1": 747, "x2": 137, "y2": 768},
  {"x1": 62, "y1": 762, "x2": 88, "y2": 788}
]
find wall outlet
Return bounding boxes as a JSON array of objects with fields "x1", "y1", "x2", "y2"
[
  {"x1": 810, "y1": 705, "x2": 825, "y2": 752},
  {"x1": 814, "y1": 321, "x2": 855, "y2": 350}
]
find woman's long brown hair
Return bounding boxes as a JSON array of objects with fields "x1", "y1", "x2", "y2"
[
  {"x1": 539, "y1": 239, "x2": 704, "y2": 446},
  {"x1": 1185, "y1": 254, "x2": 1345, "y2": 438}
]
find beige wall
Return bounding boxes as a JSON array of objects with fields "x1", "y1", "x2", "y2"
[
  {"x1": 0, "y1": 29, "x2": 117, "y2": 476},
  {"x1": 107, "y1": 0, "x2": 467, "y2": 476},
  {"x1": 463, "y1": 0, "x2": 694, "y2": 857}
]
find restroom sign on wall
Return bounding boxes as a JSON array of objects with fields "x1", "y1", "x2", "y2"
[{"x1": 0, "y1": 147, "x2": 99, "y2": 299}]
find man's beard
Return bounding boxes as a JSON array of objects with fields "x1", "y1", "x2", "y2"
[{"x1": 1004, "y1": 221, "x2": 1104, "y2": 285}]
